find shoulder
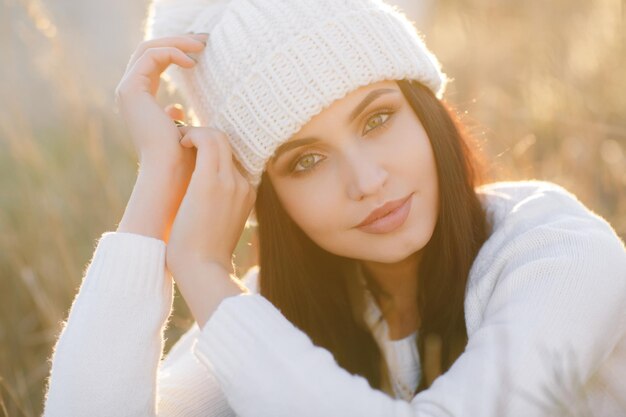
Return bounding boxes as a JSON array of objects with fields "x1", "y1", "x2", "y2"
[
  {"x1": 476, "y1": 180, "x2": 593, "y2": 230},
  {"x1": 473, "y1": 179, "x2": 625, "y2": 268},
  {"x1": 466, "y1": 180, "x2": 626, "y2": 332},
  {"x1": 474, "y1": 180, "x2": 621, "y2": 248}
]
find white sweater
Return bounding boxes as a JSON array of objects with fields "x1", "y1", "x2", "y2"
[{"x1": 42, "y1": 180, "x2": 626, "y2": 417}]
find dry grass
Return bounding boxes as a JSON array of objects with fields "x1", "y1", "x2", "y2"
[{"x1": 0, "y1": 0, "x2": 624, "y2": 415}]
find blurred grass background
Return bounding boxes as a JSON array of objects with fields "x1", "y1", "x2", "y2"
[{"x1": 0, "y1": 0, "x2": 624, "y2": 415}]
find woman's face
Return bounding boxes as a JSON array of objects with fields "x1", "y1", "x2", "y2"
[{"x1": 265, "y1": 80, "x2": 439, "y2": 264}]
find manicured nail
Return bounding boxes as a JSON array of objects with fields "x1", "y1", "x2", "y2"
[{"x1": 188, "y1": 33, "x2": 208, "y2": 45}]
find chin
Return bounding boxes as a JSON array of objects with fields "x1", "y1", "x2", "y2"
[
  {"x1": 378, "y1": 243, "x2": 426, "y2": 263},
  {"x1": 356, "y1": 234, "x2": 429, "y2": 264}
]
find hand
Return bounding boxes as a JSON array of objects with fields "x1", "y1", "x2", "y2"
[
  {"x1": 114, "y1": 33, "x2": 208, "y2": 242},
  {"x1": 114, "y1": 33, "x2": 207, "y2": 168},
  {"x1": 166, "y1": 127, "x2": 256, "y2": 279}
]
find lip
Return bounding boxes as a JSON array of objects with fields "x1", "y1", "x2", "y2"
[{"x1": 355, "y1": 193, "x2": 413, "y2": 234}]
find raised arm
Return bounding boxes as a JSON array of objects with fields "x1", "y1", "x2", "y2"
[
  {"x1": 157, "y1": 267, "x2": 260, "y2": 416},
  {"x1": 42, "y1": 231, "x2": 243, "y2": 417},
  {"x1": 42, "y1": 32, "x2": 242, "y2": 416},
  {"x1": 114, "y1": 33, "x2": 209, "y2": 243},
  {"x1": 42, "y1": 232, "x2": 172, "y2": 416}
]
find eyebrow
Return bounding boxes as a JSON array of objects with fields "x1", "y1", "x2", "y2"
[{"x1": 270, "y1": 88, "x2": 399, "y2": 164}]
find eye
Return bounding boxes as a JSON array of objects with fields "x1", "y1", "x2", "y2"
[
  {"x1": 290, "y1": 153, "x2": 325, "y2": 174},
  {"x1": 362, "y1": 111, "x2": 393, "y2": 135}
]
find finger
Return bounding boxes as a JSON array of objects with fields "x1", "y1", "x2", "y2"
[
  {"x1": 126, "y1": 34, "x2": 206, "y2": 72},
  {"x1": 165, "y1": 103, "x2": 186, "y2": 122},
  {"x1": 231, "y1": 155, "x2": 255, "y2": 196},
  {"x1": 235, "y1": 168, "x2": 254, "y2": 201},
  {"x1": 165, "y1": 104, "x2": 187, "y2": 142},
  {"x1": 180, "y1": 128, "x2": 221, "y2": 177},
  {"x1": 230, "y1": 153, "x2": 255, "y2": 200},
  {"x1": 126, "y1": 47, "x2": 197, "y2": 96},
  {"x1": 179, "y1": 128, "x2": 230, "y2": 172},
  {"x1": 232, "y1": 155, "x2": 249, "y2": 181},
  {"x1": 211, "y1": 132, "x2": 237, "y2": 181},
  {"x1": 206, "y1": 132, "x2": 249, "y2": 190},
  {"x1": 177, "y1": 125, "x2": 191, "y2": 138},
  {"x1": 117, "y1": 47, "x2": 199, "y2": 100}
]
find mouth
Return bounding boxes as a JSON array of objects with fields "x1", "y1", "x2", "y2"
[{"x1": 355, "y1": 192, "x2": 414, "y2": 234}]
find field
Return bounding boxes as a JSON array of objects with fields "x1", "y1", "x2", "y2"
[{"x1": 1, "y1": 0, "x2": 624, "y2": 415}]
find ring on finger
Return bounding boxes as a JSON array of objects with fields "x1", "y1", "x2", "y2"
[{"x1": 174, "y1": 119, "x2": 186, "y2": 142}]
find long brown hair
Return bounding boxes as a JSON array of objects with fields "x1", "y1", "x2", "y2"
[{"x1": 254, "y1": 79, "x2": 489, "y2": 396}]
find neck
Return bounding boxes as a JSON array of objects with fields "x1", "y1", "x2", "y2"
[{"x1": 360, "y1": 251, "x2": 421, "y2": 339}]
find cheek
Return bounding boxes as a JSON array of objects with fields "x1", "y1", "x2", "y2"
[
  {"x1": 413, "y1": 137, "x2": 437, "y2": 183},
  {"x1": 395, "y1": 117, "x2": 439, "y2": 227},
  {"x1": 390, "y1": 116, "x2": 437, "y2": 180},
  {"x1": 275, "y1": 182, "x2": 338, "y2": 238}
]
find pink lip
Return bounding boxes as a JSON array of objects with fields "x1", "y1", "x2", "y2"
[{"x1": 355, "y1": 193, "x2": 413, "y2": 234}]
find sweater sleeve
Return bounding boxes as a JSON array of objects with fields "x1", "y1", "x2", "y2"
[
  {"x1": 157, "y1": 324, "x2": 236, "y2": 417},
  {"x1": 191, "y1": 187, "x2": 626, "y2": 417},
  {"x1": 42, "y1": 232, "x2": 237, "y2": 417}
]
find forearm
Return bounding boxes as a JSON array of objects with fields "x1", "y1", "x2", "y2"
[
  {"x1": 43, "y1": 233, "x2": 173, "y2": 416},
  {"x1": 117, "y1": 162, "x2": 192, "y2": 243},
  {"x1": 174, "y1": 262, "x2": 249, "y2": 328},
  {"x1": 193, "y1": 294, "x2": 416, "y2": 417}
]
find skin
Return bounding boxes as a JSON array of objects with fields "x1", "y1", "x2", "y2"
[
  {"x1": 115, "y1": 33, "x2": 252, "y2": 328},
  {"x1": 266, "y1": 80, "x2": 440, "y2": 339},
  {"x1": 114, "y1": 34, "x2": 438, "y2": 337}
]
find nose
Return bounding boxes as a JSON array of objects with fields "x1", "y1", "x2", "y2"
[{"x1": 344, "y1": 151, "x2": 388, "y2": 201}]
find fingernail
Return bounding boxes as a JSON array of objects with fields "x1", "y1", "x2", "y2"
[
  {"x1": 188, "y1": 33, "x2": 208, "y2": 45},
  {"x1": 174, "y1": 119, "x2": 186, "y2": 127},
  {"x1": 186, "y1": 53, "x2": 197, "y2": 63}
]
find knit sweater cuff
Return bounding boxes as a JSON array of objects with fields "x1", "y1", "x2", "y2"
[
  {"x1": 192, "y1": 293, "x2": 308, "y2": 393},
  {"x1": 191, "y1": 294, "x2": 405, "y2": 417},
  {"x1": 80, "y1": 231, "x2": 171, "y2": 298},
  {"x1": 193, "y1": 292, "x2": 289, "y2": 366}
]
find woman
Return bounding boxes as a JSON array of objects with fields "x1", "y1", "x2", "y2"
[{"x1": 43, "y1": 0, "x2": 626, "y2": 416}]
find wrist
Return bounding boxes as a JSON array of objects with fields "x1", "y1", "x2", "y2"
[
  {"x1": 117, "y1": 164, "x2": 192, "y2": 243},
  {"x1": 138, "y1": 158, "x2": 193, "y2": 184},
  {"x1": 173, "y1": 261, "x2": 248, "y2": 327},
  {"x1": 170, "y1": 255, "x2": 235, "y2": 280}
]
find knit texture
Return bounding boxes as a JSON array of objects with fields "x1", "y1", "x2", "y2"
[
  {"x1": 42, "y1": 181, "x2": 626, "y2": 417},
  {"x1": 144, "y1": 0, "x2": 446, "y2": 188}
]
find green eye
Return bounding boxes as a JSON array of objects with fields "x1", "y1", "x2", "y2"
[
  {"x1": 363, "y1": 112, "x2": 391, "y2": 135},
  {"x1": 289, "y1": 110, "x2": 395, "y2": 176},
  {"x1": 292, "y1": 153, "x2": 324, "y2": 173}
]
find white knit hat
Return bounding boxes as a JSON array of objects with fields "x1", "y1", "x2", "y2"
[{"x1": 145, "y1": 0, "x2": 447, "y2": 188}]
